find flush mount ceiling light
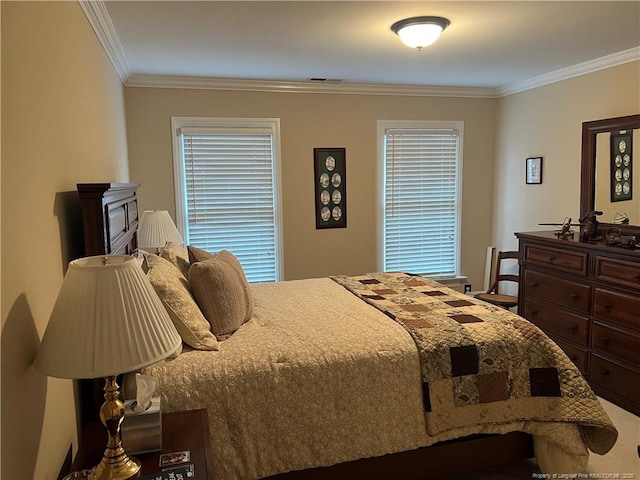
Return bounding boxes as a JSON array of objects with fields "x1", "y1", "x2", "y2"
[{"x1": 391, "y1": 16, "x2": 450, "y2": 50}]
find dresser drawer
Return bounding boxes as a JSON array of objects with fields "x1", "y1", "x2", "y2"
[
  {"x1": 523, "y1": 245, "x2": 588, "y2": 275},
  {"x1": 593, "y1": 288, "x2": 640, "y2": 331},
  {"x1": 595, "y1": 256, "x2": 640, "y2": 290},
  {"x1": 592, "y1": 322, "x2": 640, "y2": 365},
  {"x1": 590, "y1": 354, "x2": 640, "y2": 405},
  {"x1": 548, "y1": 334, "x2": 588, "y2": 375},
  {"x1": 523, "y1": 270, "x2": 592, "y2": 313},
  {"x1": 522, "y1": 298, "x2": 589, "y2": 345}
]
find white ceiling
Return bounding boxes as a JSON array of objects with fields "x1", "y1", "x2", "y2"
[{"x1": 89, "y1": 1, "x2": 640, "y2": 96}]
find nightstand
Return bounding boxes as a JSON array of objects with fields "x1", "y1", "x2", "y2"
[{"x1": 69, "y1": 409, "x2": 215, "y2": 479}]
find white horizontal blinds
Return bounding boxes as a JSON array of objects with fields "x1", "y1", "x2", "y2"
[
  {"x1": 384, "y1": 128, "x2": 459, "y2": 277},
  {"x1": 181, "y1": 128, "x2": 277, "y2": 283}
]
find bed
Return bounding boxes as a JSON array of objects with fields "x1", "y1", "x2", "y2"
[
  {"x1": 76, "y1": 184, "x2": 617, "y2": 480},
  {"x1": 133, "y1": 245, "x2": 615, "y2": 480}
]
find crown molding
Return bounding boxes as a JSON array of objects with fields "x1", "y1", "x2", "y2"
[
  {"x1": 125, "y1": 74, "x2": 498, "y2": 98},
  {"x1": 497, "y1": 46, "x2": 640, "y2": 97},
  {"x1": 82, "y1": 0, "x2": 638, "y2": 99},
  {"x1": 79, "y1": 0, "x2": 130, "y2": 82}
]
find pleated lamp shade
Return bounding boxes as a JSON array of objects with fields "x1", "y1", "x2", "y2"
[
  {"x1": 138, "y1": 210, "x2": 184, "y2": 251},
  {"x1": 34, "y1": 255, "x2": 182, "y2": 379}
]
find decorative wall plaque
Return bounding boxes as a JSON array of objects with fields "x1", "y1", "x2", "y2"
[
  {"x1": 610, "y1": 131, "x2": 632, "y2": 202},
  {"x1": 314, "y1": 148, "x2": 346, "y2": 229}
]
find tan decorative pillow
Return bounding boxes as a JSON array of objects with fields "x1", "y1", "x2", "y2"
[
  {"x1": 161, "y1": 241, "x2": 190, "y2": 278},
  {"x1": 188, "y1": 246, "x2": 254, "y2": 318},
  {"x1": 187, "y1": 244, "x2": 215, "y2": 264},
  {"x1": 215, "y1": 250, "x2": 254, "y2": 319},
  {"x1": 188, "y1": 253, "x2": 254, "y2": 339},
  {"x1": 146, "y1": 254, "x2": 219, "y2": 351}
]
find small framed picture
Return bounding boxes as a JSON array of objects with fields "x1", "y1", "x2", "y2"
[
  {"x1": 526, "y1": 157, "x2": 543, "y2": 184},
  {"x1": 159, "y1": 450, "x2": 191, "y2": 467}
]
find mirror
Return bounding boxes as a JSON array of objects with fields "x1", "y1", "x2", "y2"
[{"x1": 581, "y1": 114, "x2": 640, "y2": 237}]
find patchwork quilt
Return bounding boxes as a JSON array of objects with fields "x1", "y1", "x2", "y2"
[{"x1": 332, "y1": 272, "x2": 618, "y2": 455}]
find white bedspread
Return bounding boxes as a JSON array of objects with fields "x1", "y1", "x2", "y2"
[{"x1": 145, "y1": 278, "x2": 596, "y2": 480}]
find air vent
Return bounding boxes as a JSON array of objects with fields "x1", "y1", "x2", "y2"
[{"x1": 308, "y1": 78, "x2": 343, "y2": 84}]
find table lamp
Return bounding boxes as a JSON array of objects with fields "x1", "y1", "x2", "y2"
[
  {"x1": 34, "y1": 255, "x2": 182, "y2": 480},
  {"x1": 138, "y1": 210, "x2": 184, "y2": 254}
]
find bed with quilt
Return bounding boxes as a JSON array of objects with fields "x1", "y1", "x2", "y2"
[{"x1": 135, "y1": 243, "x2": 617, "y2": 480}]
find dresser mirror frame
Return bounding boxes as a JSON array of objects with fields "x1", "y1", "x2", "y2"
[{"x1": 580, "y1": 113, "x2": 640, "y2": 238}]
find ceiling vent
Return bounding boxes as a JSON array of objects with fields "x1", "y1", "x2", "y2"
[{"x1": 308, "y1": 78, "x2": 343, "y2": 84}]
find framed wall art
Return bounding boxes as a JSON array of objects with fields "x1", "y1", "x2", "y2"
[
  {"x1": 314, "y1": 147, "x2": 346, "y2": 229},
  {"x1": 610, "y1": 131, "x2": 632, "y2": 202},
  {"x1": 526, "y1": 156, "x2": 543, "y2": 184}
]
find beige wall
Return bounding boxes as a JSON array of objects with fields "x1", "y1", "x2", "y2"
[
  {"x1": 126, "y1": 88, "x2": 496, "y2": 287},
  {"x1": 493, "y1": 62, "x2": 640, "y2": 252},
  {"x1": 1, "y1": 2, "x2": 129, "y2": 479}
]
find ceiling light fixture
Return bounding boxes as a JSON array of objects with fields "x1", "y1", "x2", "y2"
[{"x1": 391, "y1": 16, "x2": 450, "y2": 51}]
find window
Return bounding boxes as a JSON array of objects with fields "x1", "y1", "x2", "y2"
[
  {"x1": 171, "y1": 117, "x2": 282, "y2": 282},
  {"x1": 378, "y1": 121, "x2": 463, "y2": 279}
]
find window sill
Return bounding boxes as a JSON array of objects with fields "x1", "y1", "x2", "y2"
[{"x1": 422, "y1": 275, "x2": 468, "y2": 287}]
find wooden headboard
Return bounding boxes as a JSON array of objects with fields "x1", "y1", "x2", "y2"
[{"x1": 77, "y1": 182, "x2": 140, "y2": 256}]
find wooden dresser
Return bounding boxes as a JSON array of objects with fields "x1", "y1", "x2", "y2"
[{"x1": 516, "y1": 231, "x2": 640, "y2": 415}]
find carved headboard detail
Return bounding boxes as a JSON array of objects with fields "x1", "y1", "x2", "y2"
[{"x1": 77, "y1": 182, "x2": 141, "y2": 256}]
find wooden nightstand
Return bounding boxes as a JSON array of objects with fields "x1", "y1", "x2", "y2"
[{"x1": 69, "y1": 409, "x2": 215, "y2": 479}]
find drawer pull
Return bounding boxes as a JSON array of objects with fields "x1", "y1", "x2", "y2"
[
  {"x1": 602, "y1": 303, "x2": 612, "y2": 311},
  {"x1": 531, "y1": 309, "x2": 538, "y2": 316},
  {"x1": 601, "y1": 337, "x2": 610, "y2": 346},
  {"x1": 548, "y1": 255, "x2": 556, "y2": 262},
  {"x1": 570, "y1": 293, "x2": 579, "y2": 300},
  {"x1": 635, "y1": 274, "x2": 640, "y2": 282},
  {"x1": 600, "y1": 369, "x2": 610, "y2": 376},
  {"x1": 570, "y1": 324, "x2": 579, "y2": 331},
  {"x1": 530, "y1": 282, "x2": 539, "y2": 288},
  {"x1": 569, "y1": 355, "x2": 578, "y2": 361}
]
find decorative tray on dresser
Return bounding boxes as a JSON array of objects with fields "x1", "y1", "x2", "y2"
[{"x1": 516, "y1": 231, "x2": 640, "y2": 415}]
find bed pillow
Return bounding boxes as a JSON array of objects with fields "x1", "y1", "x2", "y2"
[
  {"x1": 187, "y1": 244, "x2": 215, "y2": 264},
  {"x1": 216, "y1": 250, "x2": 255, "y2": 319},
  {"x1": 188, "y1": 246, "x2": 254, "y2": 317},
  {"x1": 188, "y1": 253, "x2": 254, "y2": 339},
  {"x1": 146, "y1": 254, "x2": 219, "y2": 351},
  {"x1": 161, "y1": 241, "x2": 190, "y2": 278},
  {"x1": 132, "y1": 249, "x2": 150, "y2": 273}
]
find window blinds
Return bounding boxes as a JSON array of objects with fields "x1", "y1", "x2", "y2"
[
  {"x1": 383, "y1": 128, "x2": 459, "y2": 278},
  {"x1": 180, "y1": 128, "x2": 278, "y2": 282}
]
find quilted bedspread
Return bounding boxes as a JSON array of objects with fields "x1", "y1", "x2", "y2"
[{"x1": 331, "y1": 272, "x2": 618, "y2": 455}]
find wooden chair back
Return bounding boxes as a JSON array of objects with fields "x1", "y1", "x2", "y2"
[{"x1": 488, "y1": 251, "x2": 519, "y2": 295}]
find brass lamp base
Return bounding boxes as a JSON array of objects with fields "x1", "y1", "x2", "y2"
[
  {"x1": 89, "y1": 452, "x2": 140, "y2": 480},
  {"x1": 88, "y1": 376, "x2": 141, "y2": 480}
]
